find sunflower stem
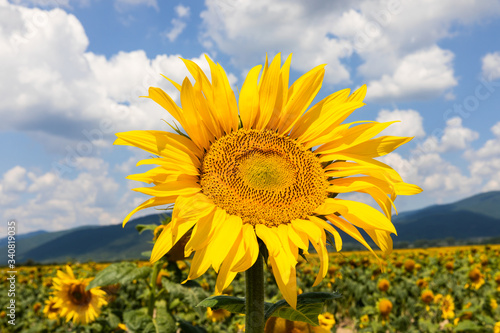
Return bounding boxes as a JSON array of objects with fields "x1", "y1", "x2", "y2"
[
  {"x1": 148, "y1": 261, "x2": 161, "y2": 317},
  {"x1": 245, "y1": 254, "x2": 265, "y2": 332}
]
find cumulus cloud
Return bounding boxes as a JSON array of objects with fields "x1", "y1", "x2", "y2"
[
  {"x1": 417, "y1": 117, "x2": 478, "y2": 153},
  {"x1": 380, "y1": 151, "x2": 481, "y2": 205},
  {"x1": 366, "y1": 46, "x2": 457, "y2": 102},
  {"x1": 381, "y1": 120, "x2": 500, "y2": 206},
  {"x1": 200, "y1": 0, "x2": 353, "y2": 84},
  {"x1": 482, "y1": 52, "x2": 500, "y2": 81},
  {"x1": 376, "y1": 109, "x2": 426, "y2": 138},
  {"x1": 2, "y1": 166, "x2": 28, "y2": 192},
  {"x1": 0, "y1": 2, "x2": 221, "y2": 153},
  {"x1": 0, "y1": 158, "x2": 149, "y2": 234},
  {"x1": 201, "y1": 0, "x2": 500, "y2": 97}
]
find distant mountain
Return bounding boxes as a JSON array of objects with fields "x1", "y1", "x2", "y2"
[
  {"x1": 3, "y1": 192, "x2": 500, "y2": 265},
  {"x1": 0, "y1": 229, "x2": 47, "y2": 248},
  {"x1": 1, "y1": 213, "x2": 169, "y2": 265},
  {"x1": 391, "y1": 191, "x2": 500, "y2": 241}
]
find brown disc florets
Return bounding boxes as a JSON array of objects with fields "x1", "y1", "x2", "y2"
[{"x1": 200, "y1": 129, "x2": 328, "y2": 226}]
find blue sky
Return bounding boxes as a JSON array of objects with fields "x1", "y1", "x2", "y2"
[{"x1": 2, "y1": 0, "x2": 500, "y2": 234}]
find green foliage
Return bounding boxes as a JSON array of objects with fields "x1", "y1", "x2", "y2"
[
  {"x1": 265, "y1": 292, "x2": 342, "y2": 325},
  {"x1": 87, "y1": 262, "x2": 151, "y2": 290}
]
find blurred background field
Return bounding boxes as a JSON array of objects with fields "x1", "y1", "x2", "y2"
[{"x1": 1, "y1": 244, "x2": 499, "y2": 332}]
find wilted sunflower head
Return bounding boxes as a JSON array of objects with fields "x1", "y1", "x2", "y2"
[
  {"x1": 52, "y1": 265, "x2": 107, "y2": 325},
  {"x1": 115, "y1": 53, "x2": 421, "y2": 308}
]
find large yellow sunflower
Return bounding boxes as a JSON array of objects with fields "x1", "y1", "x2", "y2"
[
  {"x1": 115, "y1": 53, "x2": 421, "y2": 308},
  {"x1": 52, "y1": 265, "x2": 108, "y2": 325}
]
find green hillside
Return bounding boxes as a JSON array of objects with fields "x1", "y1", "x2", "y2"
[{"x1": 2, "y1": 214, "x2": 168, "y2": 265}]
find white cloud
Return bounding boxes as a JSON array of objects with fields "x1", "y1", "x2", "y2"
[
  {"x1": 164, "y1": 4, "x2": 190, "y2": 42},
  {"x1": 2, "y1": 166, "x2": 28, "y2": 192},
  {"x1": 0, "y1": 2, "x2": 222, "y2": 153},
  {"x1": 417, "y1": 117, "x2": 478, "y2": 153},
  {"x1": 366, "y1": 46, "x2": 457, "y2": 101},
  {"x1": 380, "y1": 120, "x2": 500, "y2": 207},
  {"x1": 165, "y1": 19, "x2": 186, "y2": 42},
  {"x1": 201, "y1": 0, "x2": 500, "y2": 97},
  {"x1": 376, "y1": 109, "x2": 425, "y2": 138},
  {"x1": 175, "y1": 4, "x2": 190, "y2": 18},
  {"x1": 464, "y1": 121, "x2": 500, "y2": 192},
  {"x1": 0, "y1": 159, "x2": 150, "y2": 234},
  {"x1": 380, "y1": 151, "x2": 481, "y2": 205},
  {"x1": 200, "y1": 0, "x2": 352, "y2": 84},
  {"x1": 482, "y1": 52, "x2": 500, "y2": 81}
]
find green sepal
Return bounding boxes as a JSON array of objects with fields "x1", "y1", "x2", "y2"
[{"x1": 136, "y1": 224, "x2": 159, "y2": 235}]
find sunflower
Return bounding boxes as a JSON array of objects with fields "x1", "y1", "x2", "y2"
[
  {"x1": 421, "y1": 289, "x2": 434, "y2": 304},
  {"x1": 52, "y1": 265, "x2": 107, "y2": 325},
  {"x1": 439, "y1": 294, "x2": 455, "y2": 320},
  {"x1": 377, "y1": 278, "x2": 390, "y2": 292},
  {"x1": 378, "y1": 298, "x2": 393, "y2": 318},
  {"x1": 115, "y1": 53, "x2": 421, "y2": 308},
  {"x1": 43, "y1": 297, "x2": 60, "y2": 320},
  {"x1": 467, "y1": 267, "x2": 485, "y2": 290}
]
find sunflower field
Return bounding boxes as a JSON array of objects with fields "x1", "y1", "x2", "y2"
[{"x1": 1, "y1": 242, "x2": 499, "y2": 333}]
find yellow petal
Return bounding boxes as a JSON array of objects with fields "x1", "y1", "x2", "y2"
[
  {"x1": 123, "y1": 196, "x2": 176, "y2": 226},
  {"x1": 208, "y1": 213, "x2": 243, "y2": 272},
  {"x1": 114, "y1": 130, "x2": 201, "y2": 163},
  {"x1": 255, "y1": 224, "x2": 281, "y2": 256},
  {"x1": 315, "y1": 199, "x2": 396, "y2": 235},
  {"x1": 215, "y1": 231, "x2": 245, "y2": 294},
  {"x1": 255, "y1": 53, "x2": 282, "y2": 130},
  {"x1": 132, "y1": 178, "x2": 200, "y2": 197},
  {"x1": 239, "y1": 65, "x2": 262, "y2": 130},
  {"x1": 326, "y1": 214, "x2": 379, "y2": 260},
  {"x1": 231, "y1": 224, "x2": 259, "y2": 272},
  {"x1": 365, "y1": 228, "x2": 393, "y2": 256},
  {"x1": 270, "y1": 256, "x2": 297, "y2": 309},
  {"x1": 277, "y1": 64, "x2": 326, "y2": 135},
  {"x1": 289, "y1": 88, "x2": 351, "y2": 140}
]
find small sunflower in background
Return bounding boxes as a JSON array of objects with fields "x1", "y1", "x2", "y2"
[
  {"x1": 377, "y1": 298, "x2": 393, "y2": 319},
  {"x1": 52, "y1": 265, "x2": 107, "y2": 325},
  {"x1": 115, "y1": 53, "x2": 421, "y2": 308},
  {"x1": 43, "y1": 297, "x2": 60, "y2": 320},
  {"x1": 377, "y1": 278, "x2": 390, "y2": 292},
  {"x1": 439, "y1": 294, "x2": 455, "y2": 320}
]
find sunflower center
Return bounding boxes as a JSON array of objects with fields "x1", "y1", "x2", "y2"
[
  {"x1": 68, "y1": 283, "x2": 92, "y2": 306},
  {"x1": 238, "y1": 151, "x2": 294, "y2": 190},
  {"x1": 200, "y1": 129, "x2": 328, "y2": 226}
]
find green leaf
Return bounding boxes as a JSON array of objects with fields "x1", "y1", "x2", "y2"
[
  {"x1": 136, "y1": 224, "x2": 159, "y2": 234},
  {"x1": 265, "y1": 292, "x2": 342, "y2": 326},
  {"x1": 123, "y1": 309, "x2": 155, "y2": 333},
  {"x1": 153, "y1": 300, "x2": 176, "y2": 333},
  {"x1": 142, "y1": 251, "x2": 152, "y2": 258},
  {"x1": 196, "y1": 296, "x2": 247, "y2": 314},
  {"x1": 177, "y1": 320, "x2": 207, "y2": 333},
  {"x1": 454, "y1": 320, "x2": 483, "y2": 332},
  {"x1": 162, "y1": 279, "x2": 209, "y2": 309},
  {"x1": 87, "y1": 262, "x2": 152, "y2": 290},
  {"x1": 197, "y1": 295, "x2": 276, "y2": 317}
]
